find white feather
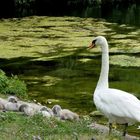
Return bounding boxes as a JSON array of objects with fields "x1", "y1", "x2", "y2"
[{"x1": 94, "y1": 88, "x2": 140, "y2": 124}]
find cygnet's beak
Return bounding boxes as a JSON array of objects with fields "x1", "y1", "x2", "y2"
[{"x1": 88, "y1": 42, "x2": 95, "y2": 49}]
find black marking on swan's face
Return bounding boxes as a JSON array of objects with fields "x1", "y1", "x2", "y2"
[
  {"x1": 93, "y1": 36, "x2": 107, "y2": 46},
  {"x1": 89, "y1": 36, "x2": 107, "y2": 49},
  {"x1": 89, "y1": 39, "x2": 96, "y2": 49},
  {"x1": 92, "y1": 39, "x2": 96, "y2": 45},
  {"x1": 92, "y1": 39, "x2": 97, "y2": 47}
]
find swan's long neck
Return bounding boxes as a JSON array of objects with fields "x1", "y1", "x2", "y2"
[{"x1": 96, "y1": 42, "x2": 109, "y2": 89}]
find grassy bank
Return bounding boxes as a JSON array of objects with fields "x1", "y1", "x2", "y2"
[{"x1": 0, "y1": 111, "x2": 122, "y2": 140}]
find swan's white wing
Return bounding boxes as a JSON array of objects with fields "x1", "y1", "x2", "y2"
[{"x1": 94, "y1": 88, "x2": 140, "y2": 123}]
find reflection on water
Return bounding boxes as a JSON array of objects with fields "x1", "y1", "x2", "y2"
[{"x1": 71, "y1": 4, "x2": 140, "y2": 27}]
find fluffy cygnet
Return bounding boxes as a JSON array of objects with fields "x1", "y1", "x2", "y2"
[
  {"x1": 39, "y1": 106, "x2": 54, "y2": 117},
  {"x1": 4, "y1": 96, "x2": 19, "y2": 111},
  {"x1": 19, "y1": 104, "x2": 37, "y2": 116},
  {"x1": 52, "y1": 105, "x2": 79, "y2": 121},
  {"x1": 18, "y1": 100, "x2": 43, "y2": 113},
  {"x1": 4, "y1": 102, "x2": 19, "y2": 111}
]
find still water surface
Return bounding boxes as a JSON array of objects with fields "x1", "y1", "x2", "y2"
[
  {"x1": 0, "y1": 7, "x2": 140, "y2": 135},
  {"x1": 0, "y1": 16, "x2": 139, "y2": 113}
]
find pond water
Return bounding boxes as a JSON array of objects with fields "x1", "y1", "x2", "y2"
[{"x1": 0, "y1": 16, "x2": 140, "y2": 135}]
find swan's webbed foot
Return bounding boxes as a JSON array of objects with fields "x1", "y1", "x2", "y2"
[
  {"x1": 123, "y1": 123, "x2": 128, "y2": 136},
  {"x1": 109, "y1": 123, "x2": 112, "y2": 135}
]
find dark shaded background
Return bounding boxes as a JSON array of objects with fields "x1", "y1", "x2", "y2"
[{"x1": 0, "y1": 0, "x2": 140, "y2": 26}]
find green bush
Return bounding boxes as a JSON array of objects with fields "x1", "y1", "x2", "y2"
[
  {"x1": 0, "y1": 69, "x2": 27, "y2": 98},
  {"x1": 0, "y1": 70, "x2": 8, "y2": 93}
]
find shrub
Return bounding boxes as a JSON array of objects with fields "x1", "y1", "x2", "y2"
[
  {"x1": 0, "y1": 70, "x2": 8, "y2": 93},
  {"x1": 0, "y1": 69, "x2": 27, "y2": 98}
]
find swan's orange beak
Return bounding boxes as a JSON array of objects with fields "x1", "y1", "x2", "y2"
[{"x1": 88, "y1": 42, "x2": 95, "y2": 49}]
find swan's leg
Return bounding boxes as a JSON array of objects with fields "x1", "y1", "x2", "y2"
[
  {"x1": 109, "y1": 123, "x2": 112, "y2": 135},
  {"x1": 123, "y1": 123, "x2": 128, "y2": 136}
]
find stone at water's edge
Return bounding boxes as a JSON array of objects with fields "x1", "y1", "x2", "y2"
[{"x1": 88, "y1": 123, "x2": 139, "y2": 139}]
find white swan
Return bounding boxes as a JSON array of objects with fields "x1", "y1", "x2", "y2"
[{"x1": 89, "y1": 36, "x2": 140, "y2": 136}]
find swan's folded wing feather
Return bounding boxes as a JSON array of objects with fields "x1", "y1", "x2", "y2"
[{"x1": 99, "y1": 88, "x2": 140, "y2": 122}]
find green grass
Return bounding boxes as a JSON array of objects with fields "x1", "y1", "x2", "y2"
[{"x1": 0, "y1": 111, "x2": 122, "y2": 140}]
